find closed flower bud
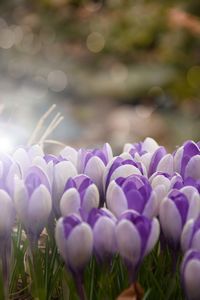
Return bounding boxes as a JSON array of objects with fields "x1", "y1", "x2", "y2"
[
  {"x1": 181, "y1": 215, "x2": 200, "y2": 253},
  {"x1": 55, "y1": 214, "x2": 93, "y2": 272},
  {"x1": 87, "y1": 208, "x2": 117, "y2": 260},
  {"x1": 103, "y1": 156, "x2": 144, "y2": 192},
  {"x1": 159, "y1": 187, "x2": 200, "y2": 248},
  {"x1": 14, "y1": 166, "x2": 52, "y2": 238},
  {"x1": 181, "y1": 249, "x2": 200, "y2": 300},
  {"x1": 174, "y1": 140, "x2": 200, "y2": 180},
  {"x1": 116, "y1": 210, "x2": 159, "y2": 270},
  {"x1": 0, "y1": 189, "x2": 15, "y2": 238},
  {"x1": 77, "y1": 143, "x2": 113, "y2": 197},
  {"x1": 60, "y1": 175, "x2": 99, "y2": 219},
  {"x1": 107, "y1": 175, "x2": 158, "y2": 218}
]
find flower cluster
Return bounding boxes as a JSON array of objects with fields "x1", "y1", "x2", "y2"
[{"x1": 0, "y1": 138, "x2": 199, "y2": 299}]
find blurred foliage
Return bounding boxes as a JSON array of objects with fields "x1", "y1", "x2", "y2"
[{"x1": 0, "y1": 0, "x2": 199, "y2": 103}]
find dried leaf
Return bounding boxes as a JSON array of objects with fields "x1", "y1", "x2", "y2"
[{"x1": 117, "y1": 282, "x2": 144, "y2": 300}]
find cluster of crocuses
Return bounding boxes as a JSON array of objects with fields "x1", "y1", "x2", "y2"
[{"x1": 0, "y1": 138, "x2": 199, "y2": 299}]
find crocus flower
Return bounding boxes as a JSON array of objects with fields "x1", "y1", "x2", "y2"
[
  {"x1": 87, "y1": 208, "x2": 117, "y2": 260},
  {"x1": 159, "y1": 186, "x2": 200, "y2": 248},
  {"x1": 0, "y1": 188, "x2": 15, "y2": 238},
  {"x1": 55, "y1": 214, "x2": 93, "y2": 272},
  {"x1": 106, "y1": 174, "x2": 158, "y2": 218},
  {"x1": 181, "y1": 249, "x2": 200, "y2": 300},
  {"x1": 181, "y1": 217, "x2": 200, "y2": 253},
  {"x1": 14, "y1": 166, "x2": 52, "y2": 243},
  {"x1": 60, "y1": 146, "x2": 78, "y2": 168},
  {"x1": 12, "y1": 145, "x2": 44, "y2": 177},
  {"x1": 124, "y1": 138, "x2": 173, "y2": 177},
  {"x1": 174, "y1": 140, "x2": 200, "y2": 180},
  {"x1": 0, "y1": 152, "x2": 21, "y2": 195},
  {"x1": 149, "y1": 172, "x2": 183, "y2": 206},
  {"x1": 60, "y1": 175, "x2": 99, "y2": 219},
  {"x1": 115, "y1": 210, "x2": 159, "y2": 279},
  {"x1": 77, "y1": 143, "x2": 113, "y2": 197},
  {"x1": 44, "y1": 156, "x2": 77, "y2": 216},
  {"x1": 103, "y1": 156, "x2": 144, "y2": 192}
]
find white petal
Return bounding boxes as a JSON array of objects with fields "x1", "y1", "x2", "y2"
[
  {"x1": 60, "y1": 189, "x2": 81, "y2": 217},
  {"x1": 13, "y1": 148, "x2": 31, "y2": 177},
  {"x1": 104, "y1": 143, "x2": 113, "y2": 161},
  {"x1": 0, "y1": 190, "x2": 15, "y2": 234},
  {"x1": 159, "y1": 198, "x2": 182, "y2": 245},
  {"x1": 66, "y1": 223, "x2": 93, "y2": 270},
  {"x1": 93, "y1": 217, "x2": 116, "y2": 256},
  {"x1": 184, "y1": 259, "x2": 200, "y2": 300},
  {"x1": 173, "y1": 147, "x2": 183, "y2": 173},
  {"x1": 106, "y1": 181, "x2": 127, "y2": 217},
  {"x1": 123, "y1": 143, "x2": 132, "y2": 153},
  {"x1": 143, "y1": 191, "x2": 159, "y2": 218},
  {"x1": 185, "y1": 155, "x2": 200, "y2": 180},
  {"x1": 28, "y1": 185, "x2": 52, "y2": 234},
  {"x1": 139, "y1": 153, "x2": 152, "y2": 174},
  {"x1": 60, "y1": 146, "x2": 78, "y2": 167},
  {"x1": 82, "y1": 184, "x2": 99, "y2": 214},
  {"x1": 181, "y1": 187, "x2": 200, "y2": 220},
  {"x1": 142, "y1": 137, "x2": 159, "y2": 153},
  {"x1": 53, "y1": 161, "x2": 77, "y2": 210},
  {"x1": 181, "y1": 220, "x2": 194, "y2": 252},
  {"x1": 192, "y1": 231, "x2": 200, "y2": 252},
  {"x1": 55, "y1": 218, "x2": 68, "y2": 263},
  {"x1": 156, "y1": 154, "x2": 174, "y2": 175},
  {"x1": 14, "y1": 177, "x2": 28, "y2": 223},
  {"x1": 115, "y1": 219, "x2": 141, "y2": 266},
  {"x1": 144, "y1": 218, "x2": 160, "y2": 256},
  {"x1": 28, "y1": 145, "x2": 44, "y2": 159},
  {"x1": 84, "y1": 156, "x2": 105, "y2": 193},
  {"x1": 110, "y1": 165, "x2": 141, "y2": 183}
]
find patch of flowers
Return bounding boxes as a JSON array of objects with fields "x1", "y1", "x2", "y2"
[{"x1": 0, "y1": 138, "x2": 199, "y2": 299}]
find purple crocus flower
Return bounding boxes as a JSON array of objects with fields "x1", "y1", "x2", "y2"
[
  {"x1": 0, "y1": 189, "x2": 15, "y2": 238},
  {"x1": 159, "y1": 186, "x2": 200, "y2": 248},
  {"x1": 149, "y1": 172, "x2": 183, "y2": 207},
  {"x1": 181, "y1": 217, "x2": 200, "y2": 253},
  {"x1": 60, "y1": 175, "x2": 99, "y2": 219},
  {"x1": 14, "y1": 166, "x2": 52, "y2": 242},
  {"x1": 0, "y1": 152, "x2": 21, "y2": 195},
  {"x1": 87, "y1": 208, "x2": 117, "y2": 260},
  {"x1": 181, "y1": 249, "x2": 200, "y2": 300},
  {"x1": 12, "y1": 145, "x2": 44, "y2": 177},
  {"x1": 124, "y1": 138, "x2": 173, "y2": 177},
  {"x1": 55, "y1": 214, "x2": 93, "y2": 272},
  {"x1": 115, "y1": 210, "x2": 159, "y2": 278},
  {"x1": 60, "y1": 146, "x2": 78, "y2": 168},
  {"x1": 103, "y1": 156, "x2": 144, "y2": 192},
  {"x1": 77, "y1": 143, "x2": 113, "y2": 196},
  {"x1": 174, "y1": 140, "x2": 200, "y2": 180},
  {"x1": 44, "y1": 156, "x2": 77, "y2": 216},
  {"x1": 106, "y1": 174, "x2": 158, "y2": 218}
]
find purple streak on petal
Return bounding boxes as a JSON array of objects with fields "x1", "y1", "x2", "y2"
[
  {"x1": 63, "y1": 215, "x2": 81, "y2": 239},
  {"x1": 87, "y1": 208, "x2": 111, "y2": 228},
  {"x1": 169, "y1": 190, "x2": 189, "y2": 226},
  {"x1": 182, "y1": 250, "x2": 200, "y2": 277},
  {"x1": 25, "y1": 166, "x2": 50, "y2": 196},
  {"x1": 105, "y1": 158, "x2": 142, "y2": 189},
  {"x1": 92, "y1": 149, "x2": 107, "y2": 165},
  {"x1": 119, "y1": 211, "x2": 151, "y2": 258},
  {"x1": 64, "y1": 178, "x2": 76, "y2": 192},
  {"x1": 44, "y1": 154, "x2": 65, "y2": 164},
  {"x1": 181, "y1": 141, "x2": 200, "y2": 177},
  {"x1": 148, "y1": 146, "x2": 167, "y2": 176},
  {"x1": 126, "y1": 190, "x2": 145, "y2": 213}
]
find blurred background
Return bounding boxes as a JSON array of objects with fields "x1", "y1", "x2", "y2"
[{"x1": 0, "y1": 0, "x2": 199, "y2": 154}]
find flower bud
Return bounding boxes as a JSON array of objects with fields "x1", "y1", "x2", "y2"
[{"x1": 55, "y1": 214, "x2": 93, "y2": 272}]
